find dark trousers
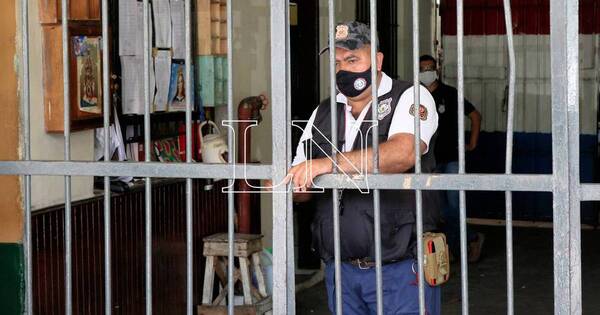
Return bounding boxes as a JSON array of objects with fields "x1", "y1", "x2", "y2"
[{"x1": 325, "y1": 260, "x2": 441, "y2": 315}]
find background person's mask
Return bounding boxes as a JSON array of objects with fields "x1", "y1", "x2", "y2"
[
  {"x1": 419, "y1": 70, "x2": 438, "y2": 86},
  {"x1": 336, "y1": 68, "x2": 372, "y2": 97}
]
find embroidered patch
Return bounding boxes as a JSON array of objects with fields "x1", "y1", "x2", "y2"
[
  {"x1": 409, "y1": 104, "x2": 428, "y2": 121},
  {"x1": 377, "y1": 97, "x2": 392, "y2": 120},
  {"x1": 335, "y1": 25, "x2": 349, "y2": 40},
  {"x1": 354, "y1": 78, "x2": 367, "y2": 91}
]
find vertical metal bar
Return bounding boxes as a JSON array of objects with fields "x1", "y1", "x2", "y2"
[
  {"x1": 101, "y1": 0, "x2": 112, "y2": 313},
  {"x1": 368, "y1": 1, "x2": 384, "y2": 314},
  {"x1": 226, "y1": 1, "x2": 234, "y2": 314},
  {"x1": 184, "y1": 0, "x2": 193, "y2": 313},
  {"x1": 501, "y1": 0, "x2": 516, "y2": 313},
  {"x1": 270, "y1": 0, "x2": 292, "y2": 313},
  {"x1": 327, "y1": 1, "x2": 342, "y2": 314},
  {"x1": 410, "y1": 0, "x2": 426, "y2": 314},
  {"x1": 550, "y1": 0, "x2": 582, "y2": 313},
  {"x1": 285, "y1": 2, "x2": 296, "y2": 310},
  {"x1": 61, "y1": 0, "x2": 73, "y2": 313},
  {"x1": 456, "y1": 0, "x2": 469, "y2": 314},
  {"x1": 142, "y1": 0, "x2": 152, "y2": 314},
  {"x1": 20, "y1": 0, "x2": 33, "y2": 313}
]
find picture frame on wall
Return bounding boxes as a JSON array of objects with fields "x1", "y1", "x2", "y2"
[
  {"x1": 72, "y1": 35, "x2": 103, "y2": 115},
  {"x1": 43, "y1": 21, "x2": 108, "y2": 132},
  {"x1": 68, "y1": 23, "x2": 105, "y2": 123}
]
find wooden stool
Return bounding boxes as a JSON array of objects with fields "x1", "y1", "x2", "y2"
[{"x1": 199, "y1": 233, "x2": 271, "y2": 315}]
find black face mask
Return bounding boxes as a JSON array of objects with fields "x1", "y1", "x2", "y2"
[{"x1": 336, "y1": 68, "x2": 372, "y2": 98}]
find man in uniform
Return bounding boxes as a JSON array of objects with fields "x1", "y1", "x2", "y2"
[
  {"x1": 419, "y1": 54, "x2": 484, "y2": 262},
  {"x1": 286, "y1": 21, "x2": 441, "y2": 315}
]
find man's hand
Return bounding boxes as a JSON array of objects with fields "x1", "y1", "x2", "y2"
[
  {"x1": 286, "y1": 158, "x2": 333, "y2": 191},
  {"x1": 466, "y1": 141, "x2": 477, "y2": 151}
]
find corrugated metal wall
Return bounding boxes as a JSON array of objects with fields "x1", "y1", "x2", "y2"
[
  {"x1": 440, "y1": 0, "x2": 599, "y2": 135},
  {"x1": 31, "y1": 179, "x2": 231, "y2": 314},
  {"x1": 438, "y1": 0, "x2": 599, "y2": 223}
]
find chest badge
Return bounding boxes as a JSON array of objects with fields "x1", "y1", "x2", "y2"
[
  {"x1": 438, "y1": 104, "x2": 446, "y2": 114},
  {"x1": 377, "y1": 97, "x2": 392, "y2": 120}
]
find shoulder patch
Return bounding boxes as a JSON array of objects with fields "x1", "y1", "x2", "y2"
[
  {"x1": 377, "y1": 97, "x2": 392, "y2": 120},
  {"x1": 409, "y1": 104, "x2": 428, "y2": 121}
]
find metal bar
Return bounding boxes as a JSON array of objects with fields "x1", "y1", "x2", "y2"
[
  {"x1": 184, "y1": 0, "x2": 193, "y2": 313},
  {"x1": 456, "y1": 0, "x2": 469, "y2": 313},
  {"x1": 20, "y1": 0, "x2": 32, "y2": 313},
  {"x1": 410, "y1": 0, "x2": 425, "y2": 313},
  {"x1": 0, "y1": 161, "x2": 272, "y2": 179},
  {"x1": 226, "y1": 0, "x2": 234, "y2": 314},
  {"x1": 369, "y1": 1, "x2": 384, "y2": 314},
  {"x1": 327, "y1": 0, "x2": 342, "y2": 314},
  {"x1": 61, "y1": 0, "x2": 73, "y2": 313},
  {"x1": 270, "y1": 0, "x2": 292, "y2": 313},
  {"x1": 501, "y1": 0, "x2": 516, "y2": 313},
  {"x1": 101, "y1": 0, "x2": 112, "y2": 313},
  {"x1": 314, "y1": 173, "x2": 553, "y2": 191},
  {"x1": 285, "y1": 1, "x2": 296, "y2": 310},
  {"x1": 580, "y1": 184, "x2": 600, "y2": 201},
  {"x1": 550, "y1": 0, "x2": 582, "y2": 313},
  {"x1": 142, "y1": 0, "x2": 152, "y2": 313}
]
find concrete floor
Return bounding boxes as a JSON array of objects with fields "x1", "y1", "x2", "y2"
[{"x1": 295, "y1": 226, "x2": 600, "y2": 314}]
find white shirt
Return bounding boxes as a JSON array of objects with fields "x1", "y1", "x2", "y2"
[{"x1": 292, "y1": 72, "x2": 438, "y2": 166}]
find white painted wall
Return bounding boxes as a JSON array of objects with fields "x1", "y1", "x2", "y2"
[
  {"x1": 214, "y1": 0, "x2": 273, "y2": 248},
  {"x1": 28, "y1": 0, "x2": 96, "y2": 210},
  {"x1": 442, "y1": 34, "x2": 600, "y2": 134}
]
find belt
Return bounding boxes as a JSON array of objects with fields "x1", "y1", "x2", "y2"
[{"x1": 346, "y1": 258, "x2": 399, "y2": 270}]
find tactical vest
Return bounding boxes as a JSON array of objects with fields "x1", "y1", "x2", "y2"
[{"x1": 305, "y1": 79, "x2": 441, "y2": 262}]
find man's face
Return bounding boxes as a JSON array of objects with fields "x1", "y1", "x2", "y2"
[
  {"x1": 335, "y1": 45, "x2": 383, "y2": 73},
  {"x1": 419, "y1": 60, "x2": 436, "y2": 73}
]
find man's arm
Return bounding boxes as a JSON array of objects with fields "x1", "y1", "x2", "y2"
[
  {"x1": 287, "y1": 134, "x2": 427, "y2": 190},
  {"x1": 466, "y1": 110, "x2": 481, "y2": 151}
]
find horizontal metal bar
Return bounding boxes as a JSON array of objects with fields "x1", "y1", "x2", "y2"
[
  {"x1": 313, "y1": 174, "x2": 553, "y2": 191},
  {"x1": 0, "y1": 161, "x2": 272, "y2": 179},
  {"x1": 580, "y1": 184, "x2": 600, "y2": 201},
  {"x1": 466, "y1": 218, "x2": 597, "y2": 230}
]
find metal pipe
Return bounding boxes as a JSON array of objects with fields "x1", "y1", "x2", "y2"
[
  {"x1": 410, "y1": 0, "x2": 426, "y2": 313},
  {"x1": 61, "y1": 0, "x2": 73, "y2": 313},
  {"x1": 270, "y1": 0, "x2": 292, "y2": 312},
  {"x1": 368, "y1": 1, "x2": 384, "y2": 313},
  {"x1": 142, "y1": 0, "x2": 152, "y2": 313},
  {"x1": 101, "y1": 0, "x2": 112, "y2": 313},
  {"x1": 20, "y1": 0, "x2": 32, "y2": 313},
  {"x1": 237, "y1": 96, "x2": 266, "y2": 234},
  {"x1": 184, "y1": 0, "x2": 194, "y2": 313},
  {"x1": 327, "y1": 1, "x2": 342, "y2": 314},
  {"x1": 501, "y1": 0, "x2": 516, "y2": 313},
  {"x1": 226, "y1": 0, "x2": 234, "y2": 314},
  {"x1": 285, "y1": 4, "x2": 296, "y2": 308},
  {"x1": 550, "y1": 0, "x2": 582, "y2": 313},
  {"x1": 456, "y1": 0, "x2": 470, "y2": 313}
]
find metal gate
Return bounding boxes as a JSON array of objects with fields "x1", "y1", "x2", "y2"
[{"x1": 0, "y1": 0, "x2": 595, "y2": 314}]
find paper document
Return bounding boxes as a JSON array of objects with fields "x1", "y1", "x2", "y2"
[
  {"x1": 153, "y1": 50, "x2": 172, "y2": 111},
  {"x1": 118, "y1": 0, "x2": 138, "y2": 55},
  {"x1": 152, "y1": 0, "x2": 172, "y2": 48},
  {"x1": 121, "y1": 56, "x2": 156, "y2": 115},
  {"x1": 170, "y1": 0, "x2": 186, "y2": 59}
]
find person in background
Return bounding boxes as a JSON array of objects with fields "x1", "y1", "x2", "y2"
[{"x1": 419, "y1": 54, "x2": 484, "y2": 263}]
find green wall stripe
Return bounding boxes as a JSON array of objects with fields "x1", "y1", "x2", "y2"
[{"x1": 0, "y1": 243, "x2": 24, "y2": 315}]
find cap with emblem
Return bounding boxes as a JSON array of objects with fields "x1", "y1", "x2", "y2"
[{"x1": 319, "y1": 21, "x2": 379, "y2": 55}]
